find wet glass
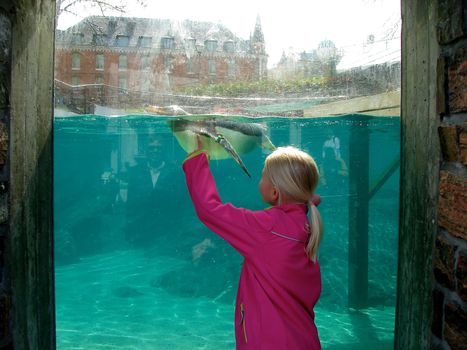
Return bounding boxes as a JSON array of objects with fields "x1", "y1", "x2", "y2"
[{"x1": 54, "y1": 0, "x2": 401, "y2": 349}]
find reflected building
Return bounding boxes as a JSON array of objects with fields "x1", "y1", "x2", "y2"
[{"x1": 55, "y1": 15, "x2": 268, "y2": 96}]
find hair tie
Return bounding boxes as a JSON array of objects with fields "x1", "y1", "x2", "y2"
[{"x1": 309, "y1": 194, "x2": 321, "y2": 207}]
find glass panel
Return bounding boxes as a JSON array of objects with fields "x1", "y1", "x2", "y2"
[
  {"x1": 138, "y1": 36, "x2": 153, "y2": 48},
  {"x1": 116, "y1": 35, "x2": 130, "y2": 47},
  {"x1": 71, "y1": 52, "x2": 80, "y2": 70},
  {"x1": 118, "y1": 76, "x2": 127, "y2": 89},
  {"x1": 118, "y1": 54, "x2": 128, "y2": 70},
  {"x1": 96, "y1": 54, "x2": 105, "y2": 70},
  {"x1": 161, "y1": 37, "x2": 175, "y2": 49},
  {"x1": 205, "y1": 39, "x2": 217, "y2": 52},
  {"x1": 54, "y1": 1, "x2": 401, "y2": 349},
  {"x1": 224, "y1": 40, "x2": 235, "y2": 53},
  {"x1": 92, "y1": 33, "x2": 108, "y2": 46}
]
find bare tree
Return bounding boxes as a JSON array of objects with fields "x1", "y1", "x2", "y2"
[{"x1": 56, "y1": 0, "x2": 146, "y2": 19}]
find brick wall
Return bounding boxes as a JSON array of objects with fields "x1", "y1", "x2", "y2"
[
  {"x1": 432, "y1": 1, "x2": 467, "y2": 349},
  {"x1": 0, "y1": 11, "x2": 10, "y2": 350}
]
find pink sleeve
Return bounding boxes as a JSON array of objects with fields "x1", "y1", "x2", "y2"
[{"x1": 183, "y1": 152, "x2": 272, "y2": 257}]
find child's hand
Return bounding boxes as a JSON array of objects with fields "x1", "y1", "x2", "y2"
[
  {"x1": 195, "y1": 135, "x2": 203, "y2": 152},
  {"x1": 186, "y1": 136, "x2": 206, "y2": 158}
]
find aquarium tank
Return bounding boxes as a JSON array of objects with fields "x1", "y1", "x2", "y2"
[{"x1": 54, "y1": 0, "x2": 401, "y2": 349}]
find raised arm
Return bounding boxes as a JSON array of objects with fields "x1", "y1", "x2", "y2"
[{"x1": 183, "y1": 151, "x2": 272, "y2": 257}]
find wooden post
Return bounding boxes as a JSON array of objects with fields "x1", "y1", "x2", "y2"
[
  {"x1": 348, "y1": 115, "x2": 370, "y2": 309},
  {"x1": 8, "y1": 0, "x2": 56, "y2": 349},
  {"x1": 395, "y1": 0, "x2": 440, "y2": 348}
]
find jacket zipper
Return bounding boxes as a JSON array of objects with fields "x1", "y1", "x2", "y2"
[{"x1": 240, "y1": 303, "x2": 248, "y2": 343}]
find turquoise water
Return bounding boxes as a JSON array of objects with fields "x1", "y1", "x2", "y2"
[{"x1": 54, "y1": 115, "x2": 400, "y2": 349}]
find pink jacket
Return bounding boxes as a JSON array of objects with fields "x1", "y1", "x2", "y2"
[{"x1": 183, "y1": 152, "x2": 321, "y2": 350}]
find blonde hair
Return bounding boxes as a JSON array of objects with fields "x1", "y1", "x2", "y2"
[{"x1": 263, "y1": 146, "x2": 323, "y2": 262}]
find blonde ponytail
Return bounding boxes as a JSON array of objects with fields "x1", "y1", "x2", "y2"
[
  {"x1": 263, "y1": 146, "x2": 323, "y2": 261},
  {"x1": 306, "y1": 202, "x2": 323, "y2": 262}
]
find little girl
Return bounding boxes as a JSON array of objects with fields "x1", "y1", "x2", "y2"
[{"x1": 183, "y1": 142, "x2": 323, "y2": 350}]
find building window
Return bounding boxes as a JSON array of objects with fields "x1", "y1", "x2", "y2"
[
  {"x1": 119, "y1": 54, "x2": 128, "y2": 70},
  {"x1": 164, "y1": 57, "x2": 172, "y2": 73},
  {"x1": 92, "y1": 34, "x2": 107, "y2": 46},
  {"x1": 208, "y1": 59, "x2": 216, "y2": 75},
  {"x1": 96, "y1": 54, "x2": 104, "y2": 70},
  {"x1": 228, "y1": 59, "x2": 236, "y2": 77},
  {"x1": 186, "y1": 58, "x2": 194, "y2": 74},
  {"x1": 205, "y1": 40, "x2": 218, "y2": 52},
  {"x1": 71, "y1": 75, "x2": 80, "y2": 85},
  {"x1": 224, "y1": 41, "x2": 235, "y2": 53},
  {"x1": 71, "y1": 32, "x2": 84, "y2": 45},
  {"x1": 95, "y1": 75, "x2": 104, "y2": 84},
  {"x1": 116, "y1": 35, "x2": 130, "y2": 47},
  {"x1": 118, "y1": 76, "x2": 127, "y2": 90},
  {"x1": 161, "y1": 37, "x2": 174, "y2": 50},
  {"x1": 186, "y1": 38, "x2": 196, "y2": 51},
  {"x1": 138, "y1": 36, "x2": 152, "y2": 48},
  {"x1": 140, "y1": 55, "x2": 151, "y2": 70},
  {"x1": 72, "y1": 52, "x2": 80, "y2": 70}
]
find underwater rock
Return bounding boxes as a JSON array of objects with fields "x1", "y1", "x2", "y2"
[{"x1": 150, "y1": 244, "x2": 239, "y2": 303}]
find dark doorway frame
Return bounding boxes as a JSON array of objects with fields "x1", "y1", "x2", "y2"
[{"x1": 6, "y1": 0, "x2": 439, "y2": 349}]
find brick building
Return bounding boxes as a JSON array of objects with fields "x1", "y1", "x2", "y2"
[{"x1": 54, "y1": 15, "x2": 268, "y2": 98}]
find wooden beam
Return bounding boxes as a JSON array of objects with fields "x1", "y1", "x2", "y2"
[{"x1": 303, "y1": 90, "x2": 400, "y2": 117}]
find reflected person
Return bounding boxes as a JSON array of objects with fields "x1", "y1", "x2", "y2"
[{"x1": 319, "y1": 132, "x2": 348, "y2": 186}]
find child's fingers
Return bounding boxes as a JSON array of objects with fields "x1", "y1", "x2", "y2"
[{"x1": 196, "y1": 135, "x2": 203, "y2": 150}]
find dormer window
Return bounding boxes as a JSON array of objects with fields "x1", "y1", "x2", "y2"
[
  {"x1": 223, "y1": 41, "x2": 234, "y2": 53},
  {"x1": 92, "y1": 34, "x2": 107, "y2": 46},
  {"x1": 116, "y1": 35, "x2": 130, "y2": 47},
  {"x1": 71, "y1": 32, "x2": 84, "y2": 45},
  {"x1": 161, "y1": 37, "x2": 174, "y2": 50},
  {"x1": 126, "y1": 21, "x2": 136, "y2": 35},
  {"x1": 108, "y1": 20, "x2": 117, "y2": 33},
  {"x1": 138, "y1": 36, "x2": 152, "y2": 48},
  {"x1": 185, "y1": 38, "x2": 196, "y2": 51},
  {"x1": 205, "y1": 40, "x2": 217, "y2": 52}
]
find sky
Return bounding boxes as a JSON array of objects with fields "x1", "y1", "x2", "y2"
[{"x1": 57, "y1": 0, "x2": 401, "y2": 69}]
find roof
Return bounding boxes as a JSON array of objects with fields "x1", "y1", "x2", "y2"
[{"x1": 55, "y1": 16, "x2": 253, "y2": 53}]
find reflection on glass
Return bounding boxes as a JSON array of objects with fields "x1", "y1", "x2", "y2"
[
  {"x1": 54, "y1": 0, "x2": 401, "y2": 349},
  {"x1": 54, "y1": 116, "x2": 400, "y2": 349}
]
